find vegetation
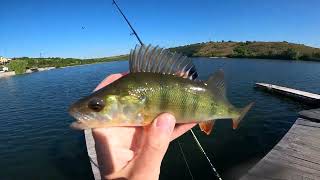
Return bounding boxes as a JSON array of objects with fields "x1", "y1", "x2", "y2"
[
  {"x1": 6, "y1": 41, "x2": 320, "y2": 75},
  {"x1": 7, "y1": 55, "x2": 128, "y2": 74},
  {"x1": 169, "y1": 41, "x2": 320, "y2": 61},
  {"x1": 7, "y1": 60, "x2": 28, "y2": 74}
]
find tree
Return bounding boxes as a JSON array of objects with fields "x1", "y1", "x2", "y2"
[
  {"x1": 234, "y1": 45, "x2": 248, "y2": 57},
  {"x1": 313, "y1": 52, "x2": 320, "y2": 58},
  {"x1": 282, "y1": 48, "x2": 299, "y2": 60},
  {"x1": 8, "y1": 60, "x2": 28, "y2": 74}
]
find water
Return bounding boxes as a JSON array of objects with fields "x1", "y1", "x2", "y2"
[{"x1": 0, "y1": 58, "x2": 319, "y2": 180}]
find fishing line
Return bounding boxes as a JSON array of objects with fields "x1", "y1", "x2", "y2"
[
  {"x1": 111, "y1": 1, "x2": 222, "y2": 179},
  {"x1": 89, "y1": 155, "x2": 100, "y2": 169},
  {"x1": 190, "y1": 129, "x2": 222, "y2": 180},
  {"x1": 177, "y1": 140, "x2": 194, "y2": 180}
]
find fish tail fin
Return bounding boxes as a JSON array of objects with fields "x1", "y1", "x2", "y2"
[
  {"x1": 232, "y1": 102, "x2": 254, "y2": 129},
  {"x1": 207, "y1": 70, "x2": 253, "y2": 129}
]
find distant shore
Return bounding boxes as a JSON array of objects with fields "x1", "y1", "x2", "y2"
[
  {"x1": 0, "y1": 60, "x2": 124, "y2": 79},
  {"x1": 209, "y1": 56, "x2": 228, "y2": 59},
  {"x1": 3, "y1": 41, "x2": 320, "y2": 79},
  {"x1": 0, "y1": 67, "x2": 57, "y2": 79},
  {"x1": 2, "y1": 56, "x2": 128, "y2": 77},
  {"x1": 0, "y1": 61, "x2": 116, "y2": 78},
  {"x1": 169, "y1": 41, "x2": 320, "y2": 61}
]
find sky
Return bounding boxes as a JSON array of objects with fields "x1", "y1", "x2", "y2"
[{"x1": 0, "y1": 0, "x2": 319, "y2": 58}]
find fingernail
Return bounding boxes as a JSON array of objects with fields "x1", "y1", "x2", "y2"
[{"x1": 155, "y1": 114, "x2": 175, "y2": 133}]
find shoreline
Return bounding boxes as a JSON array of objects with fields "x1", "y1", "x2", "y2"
[
  {"x1": 54, "y1": 59, "x2": 127, "y2": 69},
  {"x1": 209, "y1": 56, "x2": 228, "y2": 59},
  {"x1": 0, "y1": 71, "x2": 15, "y2": 78},
  {"x1": 0, "y1": 60, "x2": 126, "y2": 79},
  {"x1": 2, "y1": 56, "x2": 318, "y2": 80}
]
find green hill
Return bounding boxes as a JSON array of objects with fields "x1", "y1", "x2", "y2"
[{"x1": 169, "y1": 41, "x2": 320, "y2": 61}]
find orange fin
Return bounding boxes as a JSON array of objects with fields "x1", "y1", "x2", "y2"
[
  {"x1": 199, "y1": 120, "x2": 215, "y2": 135},
  {"x1": 232, "y1": 102, "x2": 254, "y2": 129}
]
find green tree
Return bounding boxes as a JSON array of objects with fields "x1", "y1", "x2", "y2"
[
  {"x1": 282, "y1": 48, "x2": 299, "y2": 60},
  {"x1": 313, "y1": 52, "x2": 320, "y2": 58},
  {"x1": 8, "y1": 60, "x2": 28, "y2": 74},
  {"x1": 234, "y1": 45, "x2": 248, "y2": 57}
]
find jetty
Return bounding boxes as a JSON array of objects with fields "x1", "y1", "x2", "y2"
[
  {"x1": 84, "y1": 129, "x2": 101, "y2": 180},
  {"x1": 255, "y1": 83, "x2": 320, "y2": 105},
  {"x1": 241, "y1": 108, "x2": 320, "y2": 180}
]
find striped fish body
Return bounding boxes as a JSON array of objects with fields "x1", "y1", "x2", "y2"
[
  {"x1": 121, "y1": 72, "x2": 234, "y2": 123},
  {"x1": 69, "y1": 72, "x2": 243, "y2": 130}
]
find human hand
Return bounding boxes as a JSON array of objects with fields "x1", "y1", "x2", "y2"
[{"x1": 92, "y1": 73, "x2": 196, "y2": 180}]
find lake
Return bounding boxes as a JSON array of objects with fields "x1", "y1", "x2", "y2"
[{"x1": 0, "y1": 58, "x2": 319, "y2": 180}]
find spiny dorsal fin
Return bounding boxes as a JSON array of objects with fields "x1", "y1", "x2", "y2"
[
  {"x1": 129, "y1": 44, "x2": 197, "y2": 79},
  {"x1": 207, "y1": 69, "x2": 227, "y2": 102}
]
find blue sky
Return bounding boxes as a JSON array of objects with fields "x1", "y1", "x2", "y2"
[{"x1": 0, "y1": 0, "x2": 319, "y2": 58}]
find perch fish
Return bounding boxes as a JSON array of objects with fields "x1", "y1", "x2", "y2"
[{"x1": 69, "y1": 45, "x2": 253, "y2": 135}]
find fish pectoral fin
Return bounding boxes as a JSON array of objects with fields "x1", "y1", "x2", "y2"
[{"x1": 199, "y1": 120, "x2": 216, "y2": 135}]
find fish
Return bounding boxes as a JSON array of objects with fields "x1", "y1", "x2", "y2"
[{"x1": 69, "y1": 44, "x2": 253, "y2": 135}]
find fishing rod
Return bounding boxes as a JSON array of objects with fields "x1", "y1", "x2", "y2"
[
  {"x1": 112, "y1": 0, "x2": 143, "y2": 46},
  {"x1": 111, "y1": 1, "x2": 222, "y2": 179}
]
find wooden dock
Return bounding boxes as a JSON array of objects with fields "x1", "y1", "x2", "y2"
[
  {"x1": 84, "y1": 129, "x2": 101, "y2": 180},
  {"x1": 240, "y1": 108, "x2": 320, "y2": 180},
  {"x1": 255, "y1": 83, "x2": 320, "y2": 105}
]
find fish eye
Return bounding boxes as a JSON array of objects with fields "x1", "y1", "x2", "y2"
[{"x1": 88, "y1": 98, "x2": 105, "y2": 112}]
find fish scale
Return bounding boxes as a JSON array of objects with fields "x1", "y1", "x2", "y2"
[{"x1": 122, "y1": 72, "x2": 226, "y2": 123}]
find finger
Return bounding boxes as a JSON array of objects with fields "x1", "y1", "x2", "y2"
[
  {"x1": 171, "y1": 123, "x2": 197, "y2": 141},
  {"x1": 92, "y1": 127, "x2": 137, "y2": 149},
  {"x1": 95, "y1": 143, "x2": 134, "y2": 175},
  {"x1": 92, "y1": 128, "x2": 136, "y2": 174},
  {"x1": 94, "y1": 72, "x2": 128, "y2": 91},
  {"x1": 128, "y1": 113, "x2": 176, "y2": 179}
]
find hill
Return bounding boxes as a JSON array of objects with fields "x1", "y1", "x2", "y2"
[{"x1": 169, "y1": 41, "x2": 320, "y2": 61}]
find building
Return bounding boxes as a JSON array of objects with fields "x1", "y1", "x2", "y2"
[
  {"x1": 0, "y1": 66, "x2": 9, "y2": 72},
  {"x1": 0, "y1": 56, "x2": 12, "y2": 65}
]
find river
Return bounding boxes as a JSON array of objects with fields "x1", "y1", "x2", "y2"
[{"x1": 0, "y1": 58, "x2": 319, "y2": 179}]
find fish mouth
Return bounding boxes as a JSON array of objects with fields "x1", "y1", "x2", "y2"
[{"x1": 69, "y1": 107, "x2": 94, "y2": 130}]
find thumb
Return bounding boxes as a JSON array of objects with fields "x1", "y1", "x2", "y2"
[
  {"x1": 140, "y1": 113, "x2": 176, "y2": 161},
  {"x1": 129, "y1": 113, "x2": 176, "y2": 179}
]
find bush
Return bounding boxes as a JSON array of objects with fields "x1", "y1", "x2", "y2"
[
  {"x1": 282, "y1": 48, "x2": 299, "y2": 60},
  {"x1": 234, "y1": 45, "x2": 248, "y2": 57},
  {"x1": 313, "y1": 52, "x2": 320, "y2": 58},
  {"x1": 8, "y1": 60, "x2": 27, "y2": 74},
  {"x1": 300, "y1": 54, "x2": 311, "y2": 60}
]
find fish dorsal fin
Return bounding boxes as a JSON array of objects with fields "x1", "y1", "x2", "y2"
[
  {"x1": 207, "y1": 70, "x2": 227, "y2": 102},
  {"x1": 129, "y1": 44, "x2": 197, "y2": 79}
]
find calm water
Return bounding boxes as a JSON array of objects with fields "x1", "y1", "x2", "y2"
[{"x1": 0, "y1": 58, "x2": 319, "y2": 180}]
